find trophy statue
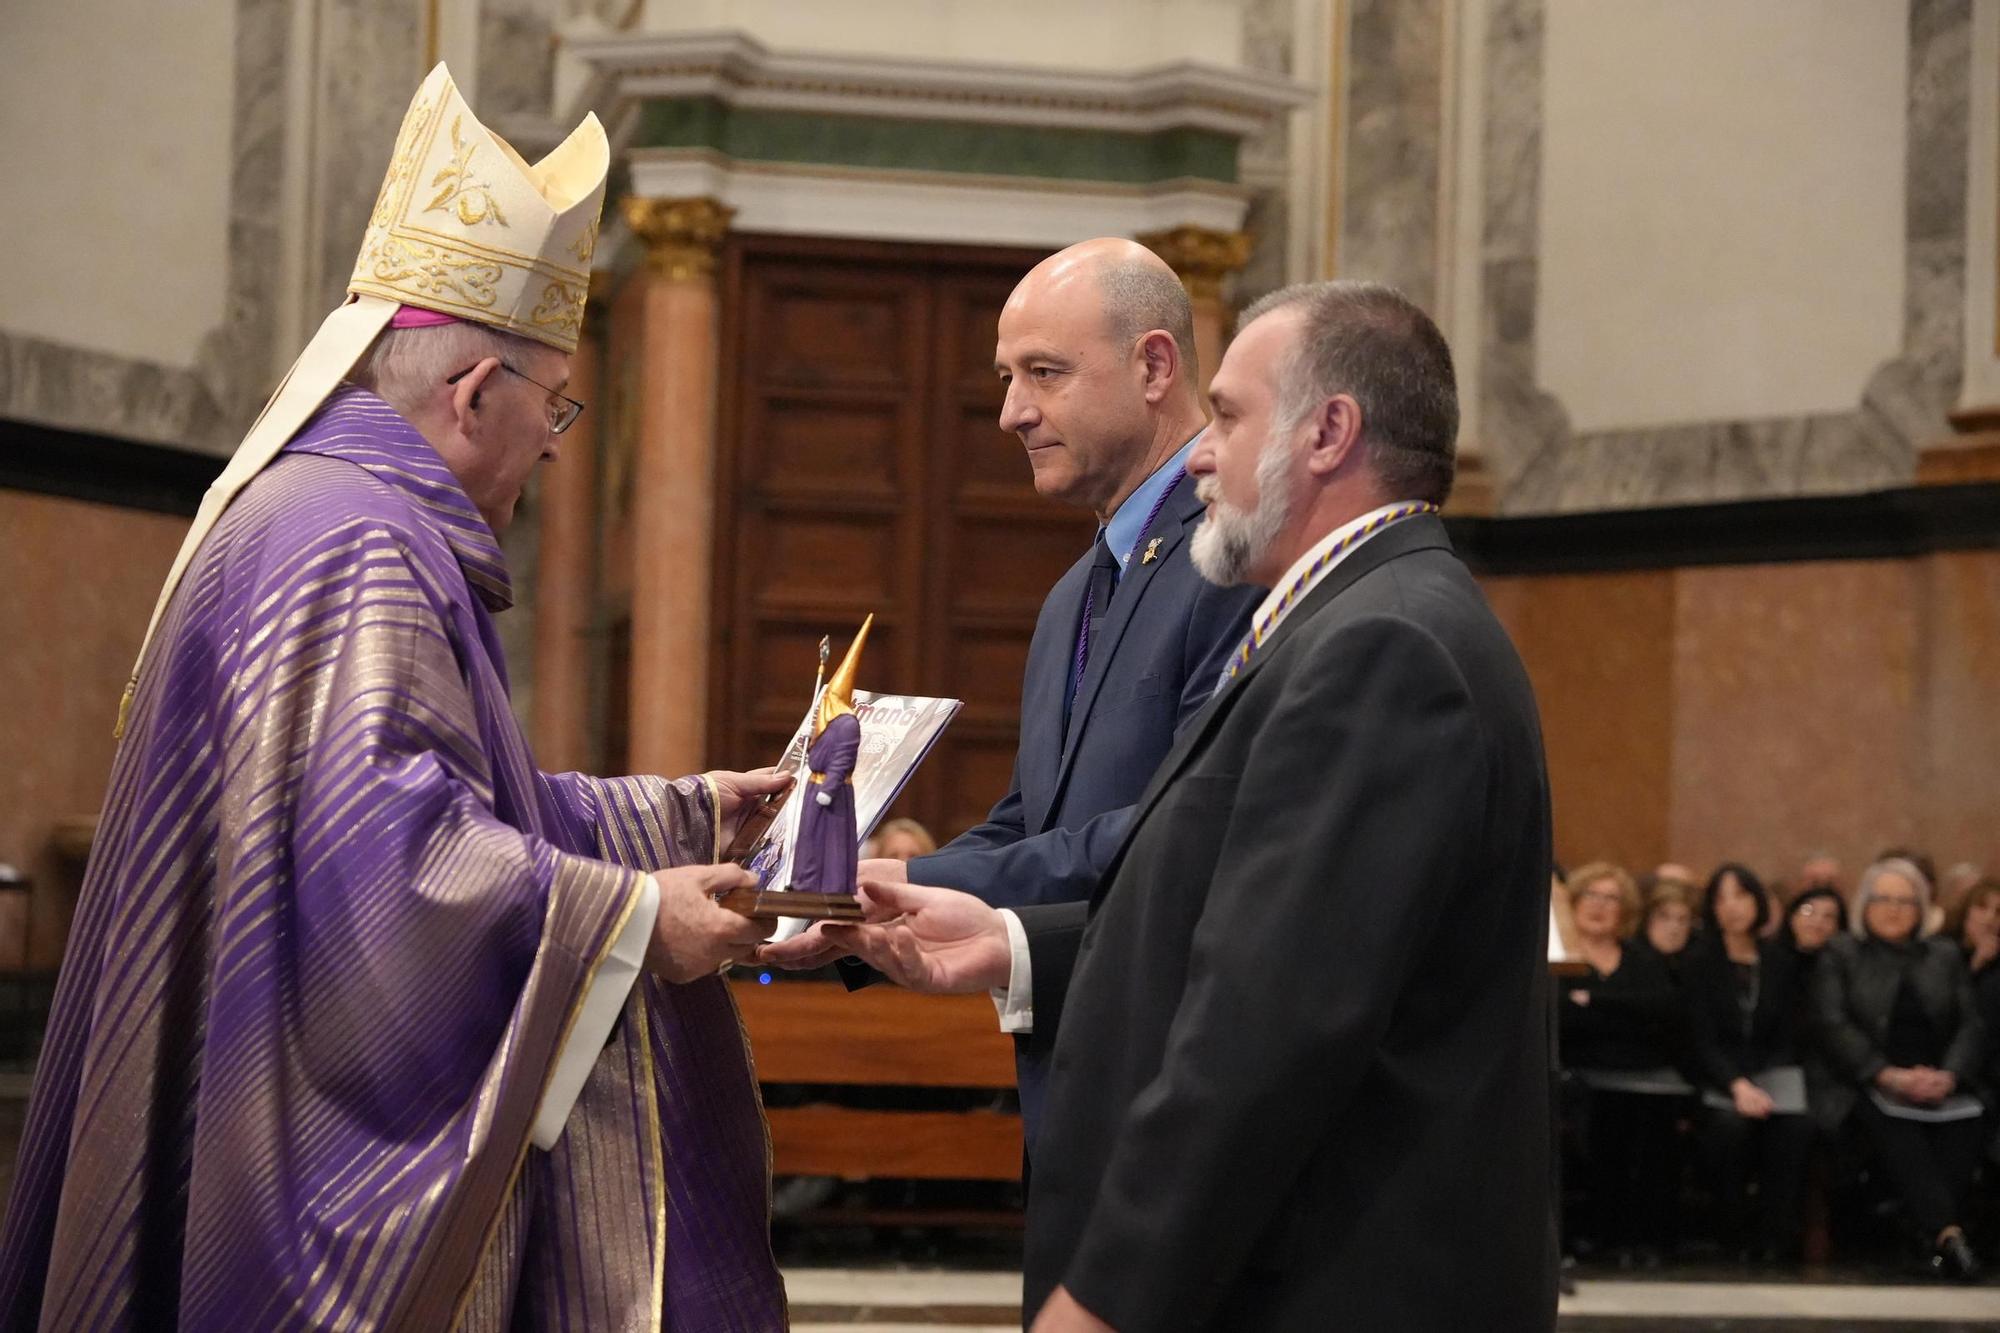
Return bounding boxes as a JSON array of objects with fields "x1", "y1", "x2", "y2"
[
  {"x1": 715, "y1": 612, "x2": 960, "y2": 927},
  {"x1": 714, "y1": 618, "x2": 877, "y2": 924},
  {"x1": 790, "y1": 614, "x2": 870, "y2": 897}
]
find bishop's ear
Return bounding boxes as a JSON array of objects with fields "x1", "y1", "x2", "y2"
[{"x1": 449, "y1": 357, "x2": 502, "y2": 432}]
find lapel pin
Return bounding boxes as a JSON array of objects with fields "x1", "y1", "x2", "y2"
[{"x1": 1141, "y1": 537, "x2": 1161, "y2": 565}]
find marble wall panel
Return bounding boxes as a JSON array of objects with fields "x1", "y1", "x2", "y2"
[
  {"x1": 1483, "y1": 549, "x2": 1998, "y2": 889},
  {"x1": 0, "y1": 493, "x2": 185, "y2": 969},
  {"x1": 1234, "y1": 0, "x2": 1295, "y2": 298},
  {"x1": 0, "y1": 0, "x2": 295, "y2": 453},
  {"x1": 1916, "y1": 550, "x2": 2000, "y2": 872},
  {"x1": 1476, "y1": 0, "x2": 1974, "y2": 513},
  {"x1": 478, "y1": 0, "x2": 559, "y2": 116},
  {"x1": 1337, "y1": 0, "x2": 1444, "y2": 309},
  {"x1": 1668, "y1": 562, "x2": 1925, "y2": 883},
  {"x1": 1481, "y1": 569, "x2": 1675, "y2": 873}
]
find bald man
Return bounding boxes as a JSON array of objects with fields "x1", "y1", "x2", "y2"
[{"x1": 839, "y1": 239, "x2": 1259, "y2": 1142}]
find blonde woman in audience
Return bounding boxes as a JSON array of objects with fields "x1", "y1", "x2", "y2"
[
  {"x1": 1560, "y1": 863, "x2": 1682, "y2": 1261},
  {"x1": 1942, "y1": 879, "x2": 2000, "y2": 1141},
  {"x1": 870, "y1": 817, "x2": 937, "y2": 862},
  {"x1": 1813, "y1": 858, "x2": 1986, "y2": 1280}
]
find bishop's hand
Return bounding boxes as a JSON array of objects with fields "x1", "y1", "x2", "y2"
[
  {"x1": 646, "y1": 864, "x2": 772, "y2": 983},
  {"x1": 705, "y1": 767, "x2": 792, "y2": 840}
]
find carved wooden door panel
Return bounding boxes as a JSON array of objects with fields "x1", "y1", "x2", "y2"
[{"x1": 713, "y1": 236, "x2": 1086, "y2": 842}]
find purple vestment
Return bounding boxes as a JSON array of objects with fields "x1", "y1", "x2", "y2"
[
  {"x1": 0, "y1": 387, "x2": 786, "y2": 1330},
  {"x1": 790, "y1": 714, "x2": 860, "y2": 896}
]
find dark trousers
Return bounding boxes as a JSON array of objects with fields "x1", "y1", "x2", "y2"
[
  {"x1": 1854, "y1": 1099, "x2": 1988, "y2": 1238},
  {"x1": 1697, "y1": 1104, "x2": 1811, "y2": 1257},
  {"x1": 1581, "y1": 1089, "x2": 1683, "y2": 1248}
]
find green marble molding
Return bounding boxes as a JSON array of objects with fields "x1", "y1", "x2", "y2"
[{"x1": 634, "y1": 98, "x2": 1239, "y2": 184}]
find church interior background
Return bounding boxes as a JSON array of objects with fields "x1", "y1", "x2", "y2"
[{"x1": 3, "y1": 1, "x2": 1998, "y2": 1327}]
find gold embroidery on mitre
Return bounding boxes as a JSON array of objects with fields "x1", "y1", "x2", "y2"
[
  {"x1": 568, "y1": 215, "x2": 600, "y2": 266},
  {"x1": 371, "y1": 92, "x2": 434, "y2": 230},
  {"x1": 529, "y1": 281, "x2": 585, "y2": 339},
  {"x1": 346, "y1": 63, "x2": 608, "y2": 354},
  {"x1": 368, "y1": 236, "x2": 504, "y2": 309},
  {"x1": 424, "y1": 117, "x2": 509, "y2": 227}
]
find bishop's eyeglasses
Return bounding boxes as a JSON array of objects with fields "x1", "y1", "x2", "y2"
[{"x1": 446, "y1": 361, "x2": 586, "y2": 435}]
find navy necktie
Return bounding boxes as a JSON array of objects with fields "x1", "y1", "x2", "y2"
[{"x1": 1066, "y1": 535, "x2": 1121, "y2": 729}]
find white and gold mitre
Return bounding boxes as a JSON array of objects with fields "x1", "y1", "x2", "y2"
[
  {"x1": 349, "y1": 62, "x2": 607, "y2": 352},
  {"x1": 117, "y1": 63, "x2": 609, "y2": 734}
]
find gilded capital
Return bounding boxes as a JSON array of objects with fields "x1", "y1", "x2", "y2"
[
  {"x1": 622, "y1": 196, "x2": 736, "y2": 281},
  {"x1": 1137, "y1": 226, "x2": 1254, "y2": 302}
]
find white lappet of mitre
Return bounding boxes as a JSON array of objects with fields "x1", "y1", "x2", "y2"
[{"x1": 118, "y1": 63, "x2": 609, "y2": 733}]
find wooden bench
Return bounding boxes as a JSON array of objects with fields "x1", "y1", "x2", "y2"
[{"x1": 729, "y1": 978, "x2": 1022, "y2": 1183}]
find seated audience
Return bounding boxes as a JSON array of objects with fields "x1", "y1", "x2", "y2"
[
  {"x1": 1878, "y1": 846, "x2": 1943, "y2": 936},
  {"x1": 1941, "y1": 879, "x2": 2000, "y2": 1129},
  {"x1": 1786, "y1": 885, "x2": 1847, "y2": 959},
  {"x1": 1634, "y1": 876, "x2": 1697, "y2": 981},
  {"x1": 1936, "y1": 863, "x2": 1986, "y2": 937},
  {"x1": 1785, "y1": 885, "x2": 1850, "y2": 1151},
  {"x1": 1684, "y1": 864, "x2": 1811, "y2": 1262},
  {"x1": 1561, "y1": 862, "x2": 1684, "y2": 1258},
  {"x1": 1813, "y1": 859, "x2": 1987, "y2": 1280}
]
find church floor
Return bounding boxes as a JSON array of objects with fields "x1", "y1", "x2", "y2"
[{"x1": 781, "y1": 1268, "x2": 2000, "y2": 1331}]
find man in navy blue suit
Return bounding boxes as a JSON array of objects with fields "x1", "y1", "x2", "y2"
[{"x1": 823, "y1": 238, "x2": 1258, "y2": 1141}]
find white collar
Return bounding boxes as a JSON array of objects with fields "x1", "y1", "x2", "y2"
[{"x1": 1248, "y1": 501, "x2": 1425, "y2": 637}]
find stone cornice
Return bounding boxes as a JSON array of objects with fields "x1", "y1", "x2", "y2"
[
  {"x1": 564, "y1": 28, "x2": 1309, "y2": 140},
  {"x1": 626, "y1": 150, "x2": 1250, "y2": 251}
]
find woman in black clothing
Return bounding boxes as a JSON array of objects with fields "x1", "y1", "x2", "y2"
[
  {"x1": 1561, "y1": 863, "x2": 1683, "y2": 1257},
  {"x1": 1943, "y1": 879, "x2": 2000, "y2": 1126},
  {"x1": 1785, "y1": 886, "x2": 1847, "y2": 1148},
  {"x1": 1633, "y1": 877, "x2": 1697, "y2": 985},
  {"x1": 1785, "y1": 885, "x2": 1847, "y2": 960},
  {"x1": 1814, "y1": 858, "x2": 1987, "y2": 1280},
  {"x1": 1684, "y1": 864, "x2": 1811, "y2": 1262}
]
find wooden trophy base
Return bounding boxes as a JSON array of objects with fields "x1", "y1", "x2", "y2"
[{"x1": 716, "y1": 886, "x2": 865, "y2": 922}]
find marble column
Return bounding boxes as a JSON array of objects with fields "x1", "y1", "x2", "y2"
[
  {"x1": 1138, "y1": 225, "x2": 1253, "y2": 395},
  {"x1": 620, "y1": 196, "x2": 734, "y2": 778},
  {"x1": 530, "y1": 273, "x2": 612, "y2": 775}
]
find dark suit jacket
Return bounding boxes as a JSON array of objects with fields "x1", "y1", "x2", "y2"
[
  {"x1": 1681, "y1": 935, "x2": 1804, "y2": 1093},
  {"x1": 1016, "y1": 516, "x2": 1558, "y2": 1332},
  {"x1": 847, "y1": 472, "x2": 1256, "y2": 1139},
  {"x1": 1809, "y1": 933, "x2": 1986, "y2": 1130},
  {"x1": 909, "y1": 472, "x2": 1257, "y2": 908}
]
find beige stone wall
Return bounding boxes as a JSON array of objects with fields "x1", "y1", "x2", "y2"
[{"x1": 0, "y1": 493, "x2": 185, "y2": 969}]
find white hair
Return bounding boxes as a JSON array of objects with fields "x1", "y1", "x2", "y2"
[
  {"x1": 347, "y1": 321, "x2": 545, "y2": 418},
  {"x1": 1853, "y1": 857, "x2": 1933, "y2": 938},
  {"x1": 1189, "y1": 427, "x2": 1298, "y2": 586}
]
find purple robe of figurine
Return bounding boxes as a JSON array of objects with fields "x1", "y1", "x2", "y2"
[{"x1": 793, "y1": 711, "x2": 862, "y2": 895}]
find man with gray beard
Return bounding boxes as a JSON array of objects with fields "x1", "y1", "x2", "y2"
[{"x1": 767, "y1": 280, "x2": 1559, "y2": 1332}]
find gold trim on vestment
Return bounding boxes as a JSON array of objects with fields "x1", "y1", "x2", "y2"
[{"x1": 446, "y1": 861, "x2": 654, "y2": 1330}]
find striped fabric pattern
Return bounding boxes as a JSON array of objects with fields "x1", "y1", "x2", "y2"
[
  {"x1": 0, "y1": 388, "x2": 784, "y2": 1330},
  {"x1": 1219, "y1": 502, "x2": 1440, "y2": 682}
]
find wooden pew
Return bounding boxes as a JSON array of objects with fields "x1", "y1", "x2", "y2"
[{"x1": 730, "y1": 978, "x2": 1023, "y2": 1182}]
